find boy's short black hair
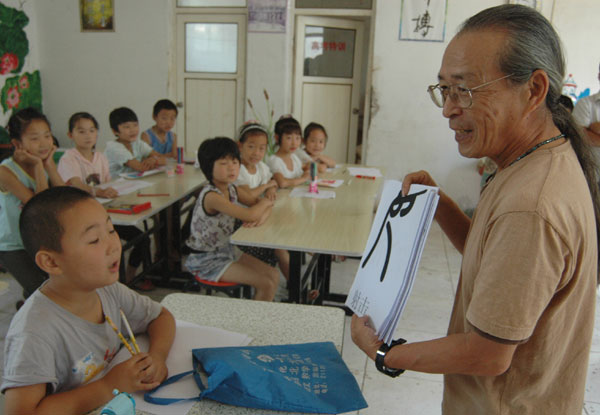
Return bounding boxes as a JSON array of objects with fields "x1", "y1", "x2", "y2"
[
  {"x1": 197, "y1": 137, "x2": 240, "y2": 184},
  {"x1": 19, "y1": 187, "x2": 94, "y2": 257},
  {"x1": 303, "y1": 122, "x2": 328, "y2": 141},
  {"x1": 153, "y1": 99, "x2": 178, "y2": 117},
  {"x1": 274, "y1": 115, "x2": 301, "y2": 144},
  {"x1": 109, "y1": 107, "x2": 138, "y2": 132}
]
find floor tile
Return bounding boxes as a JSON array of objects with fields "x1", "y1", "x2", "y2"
[
  {"x1": 586, "y1": 352, "x2": 600, "y2": 403},
  {"x1": 359, "y1": 373, "x2": 443, "y2": 415},
  {"x1": 586, "y1": 401, "x2": 600, "y2": 414}
]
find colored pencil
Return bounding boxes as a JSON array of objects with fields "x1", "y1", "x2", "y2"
[
  {"x1": 120, "y1": 309, "x2": 141, "y2": 354},
  {"x1": 137, "y1": 193, "x2": 170, "y2": 197},
  {"x1": 105, "y1": 314, "x2": 136, "y2": 356}
]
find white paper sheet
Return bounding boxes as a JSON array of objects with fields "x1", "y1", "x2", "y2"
[
  {"x1": 345, "y1": 180, "x2": 439, "y2": 344},
  {"x1": 119, "y1": 169, "x2": 164, "y2": 179},
  {"x1": 289, "y1": 187, "x2": 336, "y2": 199},
  {"x1": 106, "y1": 320, "x2": 252, "y2": 415},
  {"x1": 99, "y1": 178, "x2": 154, "y2": 197},
  {"x1": 317, "y1": 179, "x2": 344, "y2": 188},
  {"x1": 346, "y1": 167, "x2": 383, "y2": 178}
]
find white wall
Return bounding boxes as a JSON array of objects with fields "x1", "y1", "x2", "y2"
[
  {"x1": 0, "y1": 0, "x2": 40, "y2": 129},
  {"x1": 366, "y1": 0, "x2": 600, "y2": 211},
  {"x1": 28, "y1": 0, "x2": 600, "y2": 210},
  {"x1": 553, "y1": 0, "x2": 600, "y2": 95},
  {"x1": 33, "y1": 0, "x2": 171, "y2": 149}
]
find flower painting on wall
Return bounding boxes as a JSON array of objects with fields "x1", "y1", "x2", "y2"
[
  {"x1": 1, "y1": 71, "x2": 41, "y2": 114},
  {"x1": 0, "y1": 3, "x2": 29, "y2": 75},
  {"x1": 80, "y1": 0, "x2": 114, "y2": 32}
]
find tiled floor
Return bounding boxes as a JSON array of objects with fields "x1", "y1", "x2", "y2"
[{"x1": 0, "y1": 222, "x2": 599, "y2": 414}]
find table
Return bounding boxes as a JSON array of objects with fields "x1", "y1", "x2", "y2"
[
  {"x1": 107, "y1": 164, "x2": 205, "y2": 287},
  {"x1": 159, "y1": 293, "x2": 346, "y2": 415},
  {"x1": 230, "y1": 165, "x2": 383, "y2": 304}
]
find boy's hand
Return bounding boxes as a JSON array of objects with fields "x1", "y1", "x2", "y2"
[
  {"x1": 141, "y1": 353, "x2": 168, "y2": 384},
  {"x1": 103, "y1": 353, "x2": 160, "y2": 393}
]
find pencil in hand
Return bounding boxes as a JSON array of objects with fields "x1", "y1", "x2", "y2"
[
  {"x1": 120, "y1": 309, "x2": 141, "y2": 354},
  {"x1": 105, "y1": 314, "x2": 136, "y2": 356}
]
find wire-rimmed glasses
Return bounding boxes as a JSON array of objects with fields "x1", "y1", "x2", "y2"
[{"x1": 427, "y1": 73, "x2": 515, "y2": 109}]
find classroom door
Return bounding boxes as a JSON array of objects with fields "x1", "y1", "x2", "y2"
[
  {"x1": 176, "y1": 14, "x2": 246, "y2": 157},
  {"x1": 293, "y1": 16, "x2": 364, "y2": 164}
]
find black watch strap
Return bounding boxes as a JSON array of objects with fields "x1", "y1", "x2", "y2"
[{"x1": 375, "y1": 338, "x2": 406, "y2": 377}]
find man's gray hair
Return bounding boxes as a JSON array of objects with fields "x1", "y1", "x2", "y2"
[{"x1": 459, "y1": 4, "x2": 600, "y2": 278}]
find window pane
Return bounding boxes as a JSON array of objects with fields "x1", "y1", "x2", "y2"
[
  {"x1": 296, "y1": 0, "x2": 371, "y2": 9},
  {"x1": 177, "y1": 0, "x2": 246, "y2": 6},
  {"x1": 185, "y1": 23, "x2": 238, "y2": 73},
  {"x1": 303, "y1": 26, "x2": 355, "y2": 78}
]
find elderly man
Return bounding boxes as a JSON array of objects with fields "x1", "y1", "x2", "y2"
[{"x1": 351, "y1": 5, "x2": 599, "y2": 414}]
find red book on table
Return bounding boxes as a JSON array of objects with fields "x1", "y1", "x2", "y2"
[{"x1": 106, "y1": 201, "x2": 151, "y2": 214}]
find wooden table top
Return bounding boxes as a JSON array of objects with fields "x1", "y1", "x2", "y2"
[
  {"x1": 106, "y1": 164, "x2": 205, "y2": 226},
  {"x1": 231, "y1": 165, "x2": 383, "y2": 256}
]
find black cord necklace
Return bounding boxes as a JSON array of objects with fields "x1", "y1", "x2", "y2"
[{"x1": 509, "y1": 133, "x2": 565, "y2": 167}]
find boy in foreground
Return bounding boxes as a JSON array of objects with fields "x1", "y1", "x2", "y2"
[{"x1": 2, "y1": 186, "x2": 175, "y2": 415}]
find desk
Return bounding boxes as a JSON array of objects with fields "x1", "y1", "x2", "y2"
[
  {"x1": 107, "y1": 165, "x2": 205, "y2": 286},
  {"x1": 159, "y1": 293, "x2": 346, "y2": 415},
  {"x1": 230, "y1": 165, "x2": 383, "y2": 304}
]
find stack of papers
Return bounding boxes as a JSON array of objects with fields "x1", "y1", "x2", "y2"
[
  {"x1": 345, "y1": 180, "x2": 439, "y2": 344},
  {"x1": 317, "y1": 179, "x2": 344, "y2": 188}
]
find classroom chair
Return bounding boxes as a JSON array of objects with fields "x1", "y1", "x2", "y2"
[{"x1": 183, "y1": 272, "x2": 252, "y2": 299}]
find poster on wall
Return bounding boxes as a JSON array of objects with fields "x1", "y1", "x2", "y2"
[
  {"x1": 80, "y1": 0, "x2": 114, "y2": 32},
  {"x1": 399, "y1": 0, "x2": 448, "y2": 42},
  {"x1": 248, "y1": 0, "x2": 287, "y2": 33}
]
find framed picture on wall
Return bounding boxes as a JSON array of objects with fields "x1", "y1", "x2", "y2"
[{"x1": 80, "y1": 0, "x2": 114, "y2": 32}]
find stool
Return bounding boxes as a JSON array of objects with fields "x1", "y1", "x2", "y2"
[{"x1": 192, "y1": 274, "x2": 252, "y2": 299}]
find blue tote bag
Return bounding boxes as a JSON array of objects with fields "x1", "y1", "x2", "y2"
[{"x1": 144, "y1": 341, "x2": 368, "y2": 414}]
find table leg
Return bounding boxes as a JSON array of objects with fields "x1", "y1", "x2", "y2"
[{"x1": 288, "y1": 251, "x2": 302, "y2": 303}]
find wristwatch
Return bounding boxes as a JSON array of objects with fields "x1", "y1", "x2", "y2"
[{"x1": 375, "y1": 338, "x2": 407, "y2": 377}]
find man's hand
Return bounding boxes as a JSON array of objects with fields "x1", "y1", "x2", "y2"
[
  {"x1": 401, "y1": 170, "x2": 438, "y2": 196},
  {"x1": 351, "y1": 314, "x2": 383, "y2": 361}
]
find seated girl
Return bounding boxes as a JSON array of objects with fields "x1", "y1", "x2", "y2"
[
  {"x1": 267, "y1": 116, "x2": 310, "y2": 188},
  {"x1": 185, "y1": 137, "x2": 280, "y2": 301}
]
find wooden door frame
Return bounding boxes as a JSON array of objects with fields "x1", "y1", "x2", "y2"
[
  {"x1": 172, "y1": 6, "x2": 247, "y2": 154},
  {"x1": 292, "y1": 7, "x2": 375, "y2": 165}
]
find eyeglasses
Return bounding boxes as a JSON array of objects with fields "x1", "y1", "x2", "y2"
[{"x1": 427, "y1": 73, "x2": 515, "y2": 109}]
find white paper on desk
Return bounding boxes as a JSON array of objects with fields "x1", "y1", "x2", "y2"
[
  {"x1": 106, "y1": 320, "x2": 252, "y2": 415},
  {"x1": 289, "y1": 187, "x2": 336, "y2": 199},
  {"x1": 345, "y1": 180, "x2": 439, "y2": 344},
  {"x1": 119, "y1": 168, "x2": 164, "y2": 179},
  {"x1": 347, "y1": 167, "x2": 383, "y2": 177},
  {"x1": 317, "y1": 179, "x2": 344, "y2": 188},
  {"x1": 99, "y1": 178, "x2": 153, "y2": 196}
]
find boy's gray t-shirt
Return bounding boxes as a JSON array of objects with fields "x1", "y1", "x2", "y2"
[{"x1": 2, "y1": 282, "x2": 162, "y2": 394}]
